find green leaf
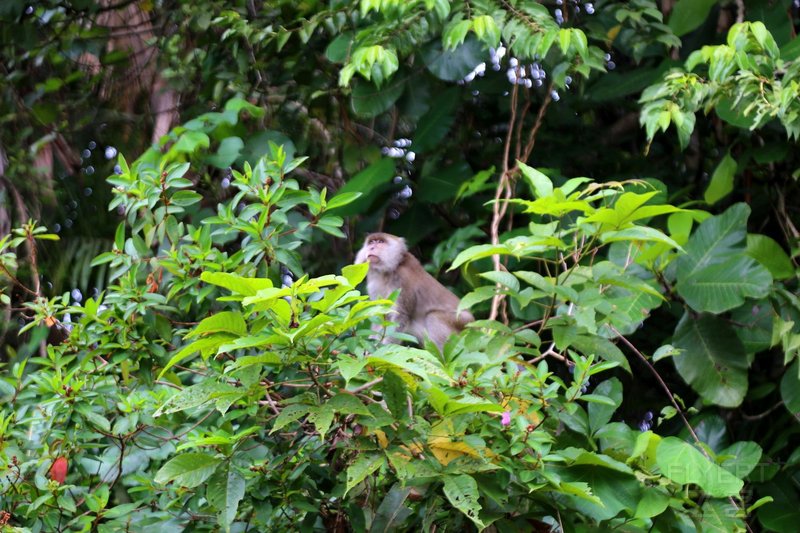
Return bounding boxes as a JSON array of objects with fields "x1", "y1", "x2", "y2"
[
  {"x1": 327, "y1": 158, "x2": 394, "y2": 216},
  {"x1": 366, "y1": 345, "x2": 450, "y2": 384},
  {"x1": 307, "y1": 406, "x2": 335, "y2": 437},
  {"x1": 704, "y1": 153, "x2": 737, "y2": 205},
  {"x1": 417, "y1": 161, "x2": 472, "y2": 203},
  {"x1": 159, "y1": 334, "x2": 237, "y2": 378},
  {"x1": 326, "y1": 393, "x2": 372, "y2": 417},
  {"x1": 747, "y1": 234, "x2": 795, "y2": 280},
  {"x1": 601, "y1": 226, "x2": 682, "y2": 250},
  {"x1": 224, "y1": 97, "x2": 265, "y2": 118},
  {"x1": 672, "y1": 313, "x2": 749, "y2": 407},
  {"x1": 206, "y1": 463, "x2": 246, "y2": 528},
  {"x1": 75, "y1": 405, "x2": 111, "y2": 433},
  {"x1": 656, "y1": 437, "x2": 744, "y2": 497},
  {"x1": 271, "y1": 404, "x2": 311, "y2": 433},
  {"x1": 668, "y1": 0, "x2": 717, "y2": 36},
  {"x1": 380, "y1": 371, "x2": 408, "y2": 419},
  {"x1": 479, "y1": 270, "x2": 520, "y2": 292},
  {"x1": 676, "y1": 256, "x2": 772, "y2": 313},
  {"x1": 200, "y1": 272, "x2": 273, "y2": 296},
  {"x1": 443, "y1": 19, "x2": 471, "y2": 50},
  {"x1": 371, "y1": 484, "x2": 412, "y2": 532},
  {"x1": 341, "y1": 262, "x2": 369, "y2": 286},
  {"x1": 171, "y1": 190, "x2": 203, "y2": 207},
  {"x1": 781, "y1": 360, "x2": 800, "y2": 418},
  {"x1": 325, "y1": 191, "x2": 362, "y2": 210},
  {"x1": 325, "y1": 32, "x2": 353, "y2": 63},
  {"x1": 350, "y1": 78, "x2": 404, "y2": 118},
  {"x1": 443, "y1": 475, "x2": 485, "y2": 529},
  {"x1": 413, "y1": 88, "x2": 460, "y2": 153},
  {"x1": 518, "y1": 162, "x2": 553, "y2": 199},
  {"x1": 345, "y1": 454, "x2": 385, "y2": 496},
  {"x1": 719, "y1": 441, "x2": 762, "y2": 477},
  {"x1": 172, "y1": 131, "x2": 210, "y2": 153},
  {"x1": 154, "y1": 380, "x2": 241, "y2": 417},
  {"x1": 207, "y1": 137, "x2": 244, "y2": 169},
  {"x1": 423, "y1": 37, "x2": 484, "y2": 82},
  {"x1": 674, "y1": 203, "x2": 750, "y2": 280},
  {"x1": 186, "y1": 311, "x2": 247, "y2": 339},
  {"x1": 450, "y1": 244, "x2": 511, "y2": 270},
  {"x1": 154, "y1": 453, "x2": 222, "y2": 488}
]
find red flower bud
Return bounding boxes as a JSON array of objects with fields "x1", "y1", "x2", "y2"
[{"x1": 49, "y1": 456, "x2": 68, "y2": 484}]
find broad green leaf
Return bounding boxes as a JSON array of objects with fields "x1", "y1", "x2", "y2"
[
  {"x1": 172, "y1": 131, "x2": 210, "y2": 153},
  {"x1": 75, "y1": 405, "x2": 111, "y2": 433},
  {"x1": 676, "y1": 256, "x2": 772, "y2": 313},
  {"x1": 327, "y1": 158, "x2": 394, "y2": 216},
  {"x1": 307, "y1": 406, "x2": 335, "y2": 437},
  {"x1": 668, "y1": 0, "x2": 717, "y2": 36},
  {"x1": 423, "y1": 37, "x2": 484, "y2": 82},
  {"x1": 747, "y1": 234, "x2": 795, "y2": 280},
  {"x1": 704, "y1": 152, "x2": 737, "y2": 205},
  {"x1": 701, "y1": 500, "x2": 744, "y2": 533},
  {"x1": 674, "y1": 203, "x2": 749, "y2": 280},
  {"x1": 350, "y1": 78, "x2": 404, "y2": 118},
  {"x1": 414, "y1": 88, "x2": 460, "y2": 153},
  {"x1": 571, "y1": 336, "x2": 631, "y2": 374},
  {"x1": 656, "y1": 437, "x2": 744, "y2": 497},
  {"x1": 418, "y1": 161, "x2": 473, "y2": 203},
  {"x1": 371, "y1": 484, "x2": 412, "y2": 532},
  {"x1": 341, "y1": 262, "x2": 369, "y2": 286},
  {"x1": 719, "y1": 441, "x2": 762, "y2": 477},
  {"x1": 207, "y1": 137, "x2": 244, "y2": 169},
  {"x1": 345, "y1": 454, "x2": 385, "y2": 496},
  {"x1": 154, "y1": 380, "x2": 242, "y2": 417},
  {"x1": 587, "y1": 379, "x2": 623, "y2": 434},
  {"x1": 270, "y1": 404, "x2": 311, "y2": 433},
  {"x1": 672, "y1": 313, "x2": 748, "y2": 407},
  {"x1": 185, "y1": 311, "x2": 247, "y2": 339},
  {"x1": 443, "y1": 475, "x2": 485, "y2": 529},
  {"x1": 367, "y1": 345, "x2": 450, "y2": 385},
  {"x1": 326, "y1": 393, "x2": 372, "y2": 417},
  {"x1": 206, "y1": 463, "x2": 246, "y2": 529},
  {"x1": 154, "y1": 453, "x2": 222, "y2": 488}
]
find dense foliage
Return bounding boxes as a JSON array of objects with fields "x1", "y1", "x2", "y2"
[{"x1": 1, "y1": 0, "x2": 799, "y2": 531}]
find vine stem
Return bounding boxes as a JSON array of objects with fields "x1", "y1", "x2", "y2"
[
  {"x1": 610, "y1": 325, "x2": 751, "y2": 528},
  {"x1": 489, "y1": 84, "x2": 554, "y2": 321}
]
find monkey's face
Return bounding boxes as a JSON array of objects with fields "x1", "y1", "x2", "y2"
[{"x1": 357, "y1": 233, "x2": 406, "y2": 273}]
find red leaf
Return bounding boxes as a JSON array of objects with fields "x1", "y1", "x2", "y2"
[{"x1": 49, "y1": 456, "x2": 68, "y2": 484}]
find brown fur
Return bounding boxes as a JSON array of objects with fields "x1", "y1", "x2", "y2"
[{"x1": 355, "y1": 233, "x2": 473, "y2": 348}]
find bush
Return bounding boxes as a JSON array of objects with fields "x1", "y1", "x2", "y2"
[{"x1": 0, "y1": 140, "x2": 762, "y2": 532}]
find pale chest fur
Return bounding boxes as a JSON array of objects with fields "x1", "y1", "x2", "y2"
[{"x1": 366, "y1": 271, "x2": 401, "y2": 300}]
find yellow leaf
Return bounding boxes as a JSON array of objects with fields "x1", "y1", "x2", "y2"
[
  {"x1": 428, "y1": 436, "x2": 481, "y2": 466},
  {"x1": 374, "y1": 429, "x2": 389, "y2": 449}
]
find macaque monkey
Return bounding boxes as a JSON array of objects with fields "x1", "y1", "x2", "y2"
[{"x1": 355, "y1": 233, "x2": 473, "y2": 348}]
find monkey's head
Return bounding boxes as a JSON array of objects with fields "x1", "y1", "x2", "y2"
[{"x1": 355, "y1": 232, "x2": 407, "y2": 273}]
